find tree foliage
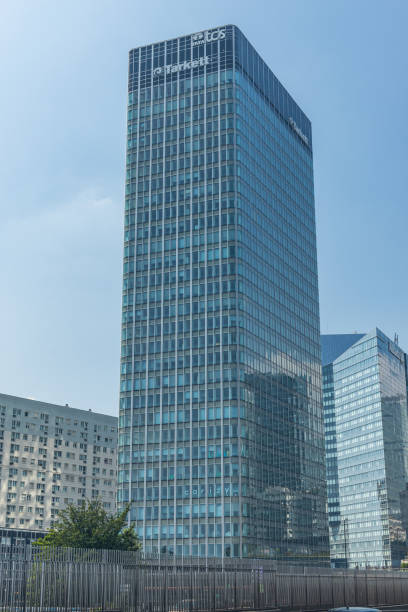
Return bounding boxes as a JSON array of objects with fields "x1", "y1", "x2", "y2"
[{"x1": 36, "y1": 499, "x2": 141, "y2": 551}]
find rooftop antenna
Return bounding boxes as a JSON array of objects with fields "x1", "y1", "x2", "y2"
[{"x1": 394, "y1": 332, "x2": 399, "y2": 345}]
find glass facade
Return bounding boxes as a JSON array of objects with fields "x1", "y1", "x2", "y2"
[
  {"x1": 321, "y1": 333, "x2": 364, "y2": 567},
  {"x1": 322, "y1": 330, "x2": 408, "y2": 568},
  {"x1": 118, "y1": 24, "x2": 329, "y2": 561}
]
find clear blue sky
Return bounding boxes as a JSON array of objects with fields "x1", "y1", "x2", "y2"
[{"x1": 1, "y1": 0, "x2": 407, "y2": 416}]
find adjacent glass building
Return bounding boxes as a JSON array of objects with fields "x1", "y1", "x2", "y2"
[
  {"x1": 118, "y1": 24, "x2": 329, "y2": 561},
  {"x1": 322, "y1": 330, "x2": 408, "y2": 568}
]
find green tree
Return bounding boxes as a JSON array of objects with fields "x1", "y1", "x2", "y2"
[{"x1": 36, "y1": 499, "x2": 141, "y2": 551}]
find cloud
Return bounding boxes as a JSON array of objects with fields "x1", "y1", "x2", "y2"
[
  {"x1": 0, "y1": 189, "x2": 124, "y2": 413},
  {"x1": 0, "y1": 189, "x2": 124, "y2": 294},
  {"x1": 1, "y1": 189, "x2": 122, "y2": 258}
]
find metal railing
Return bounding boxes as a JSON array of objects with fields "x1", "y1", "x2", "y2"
[{"x1": 0, "y1": 544, "x2": 407, "y2": 611}]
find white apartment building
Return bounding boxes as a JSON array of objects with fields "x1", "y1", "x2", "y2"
[{"x1": 0, "y1": 393, "x2": 117, "y2": 534}]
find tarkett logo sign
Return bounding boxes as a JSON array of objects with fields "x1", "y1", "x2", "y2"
[
  {"x1": 192, "y1": 28, "x2": 226, "y2": 46},
  {"x1": 289, "y1": 117, "x2": 309, "y2": 146},
  {"x1": 153, "y1": 56, "x2": 210, "y2": 76}
]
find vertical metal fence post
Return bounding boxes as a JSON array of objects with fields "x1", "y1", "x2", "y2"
[
  {"x1": 365, "y1": 570, "x2": 368, "y2": 606},
  {"x1": 189, "y1": 560, "x2": 193, "y2": 612},
  {"x1": 22, "y1": 548, "x2": 27, "y2": 612},
  {"x1": 39, "y1": 561, "x2": 45, "y2": 611},
  {"x1": 164, "y1": 566, "x2": 167, "y2": 612},
  {"x1": 290, "y1": 574, "x2": 294, "y2": 611},
  {"x1": 102, "y1": 559, "x2": 106, "y2": 611},
  {"x1": 305, "y1": 566, "x2": 309, "y2": 608},
  {"x1": 252, "y1": 568, "x2": 255, "y2": 610},
  {"x1": 343, "y1": 570, "x2": 347, "y2": 607},
  {"x1": 375, "y1": 571, "x2": 379, "y2": 607},
  {"x1": 67, "y1": 561, "x2": 72, "y2": 612},
  {"x1": 9, "y1": 546, "x2": 13, "y2": 611},
  {"x1": 273, "y1": 569, "x2": 277, "y2": 609}
]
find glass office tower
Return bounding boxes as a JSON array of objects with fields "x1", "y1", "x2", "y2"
[
  {"x1": 118, "y1": 25, "x2": 329, "y2": 561},
  {"x1": 322, "y1": 330, "x2": 408, "y2": 568},
  {"x1": 321, "y1": 333, "x2": 364, "y2": 567}
]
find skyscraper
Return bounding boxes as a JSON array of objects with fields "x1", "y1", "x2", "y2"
[
  {"x1": 322, "y1": 330, "x2": 408, "y2": 568},
  {"x1": 321, "y1": 333, "x2": 365, "y2": 568},
  {"x1": 118, "y1": 25, "x2": 329, "y2": 561}
]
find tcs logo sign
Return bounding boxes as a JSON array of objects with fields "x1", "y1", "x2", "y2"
[{"x1": 192, "y1": 28, "x2": 226, "y2": 46}]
